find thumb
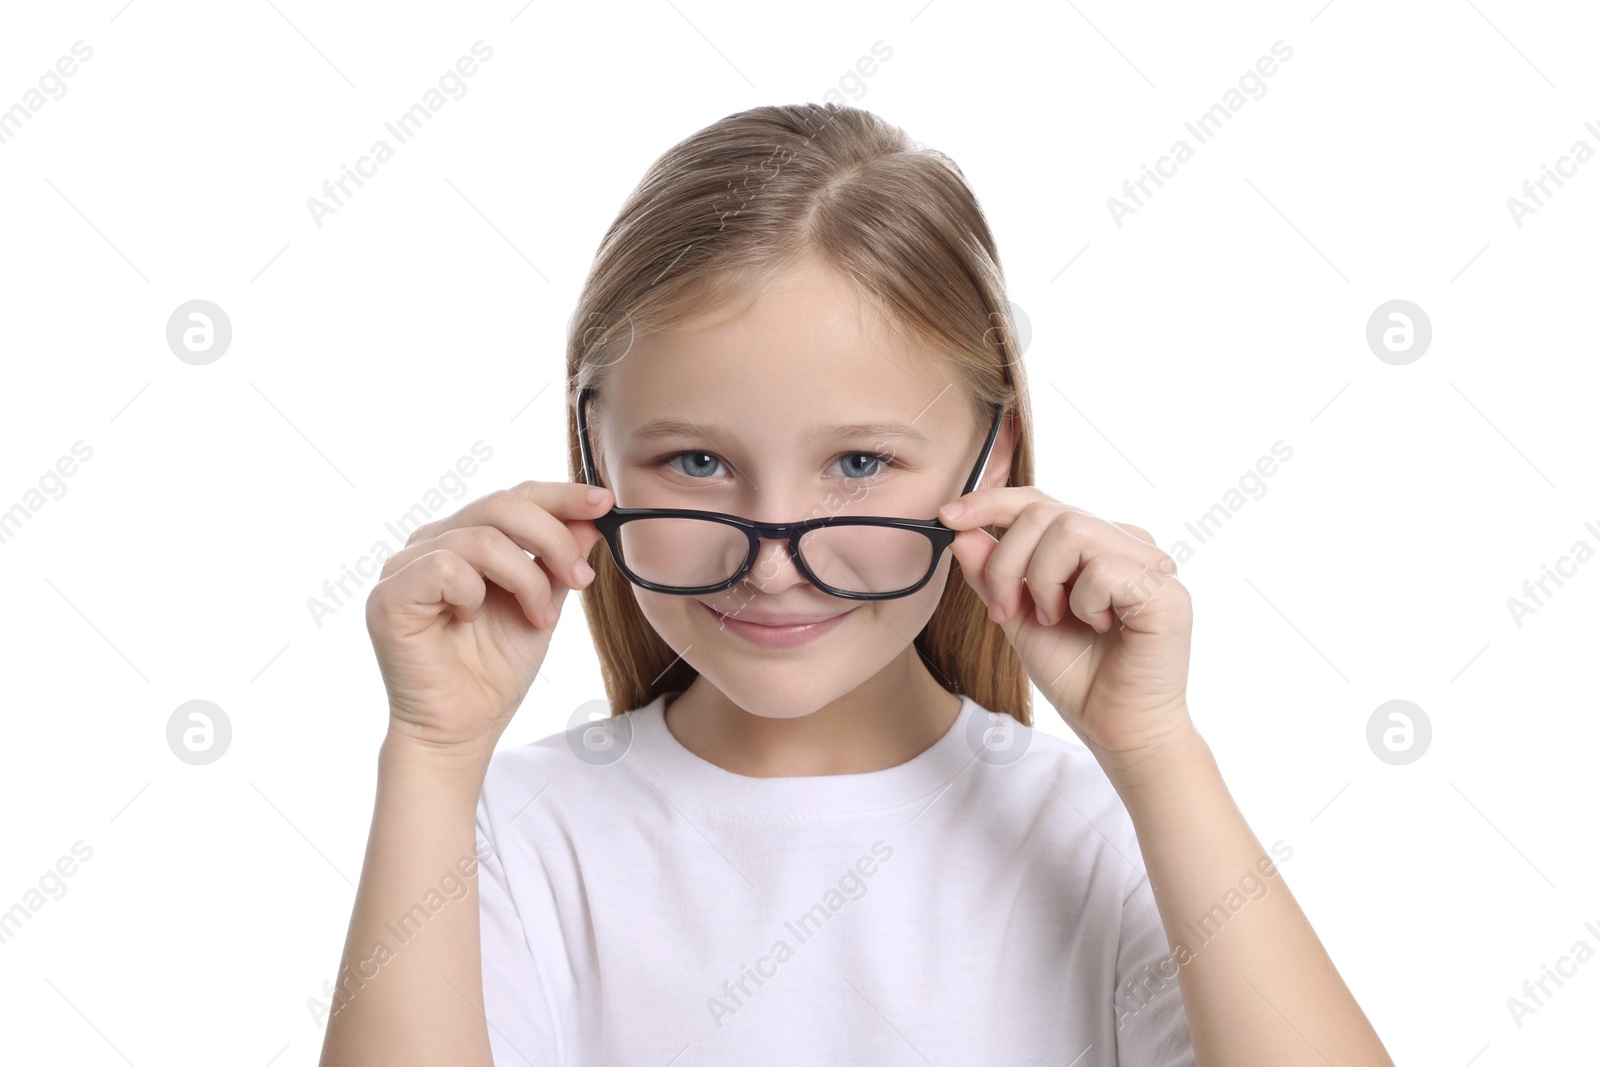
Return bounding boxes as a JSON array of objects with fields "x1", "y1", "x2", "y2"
[
  {"x1": 569, "y1": 518, "x2": 608, "y2": 563},
  {"x1": 946, "y1": 526, "x2": 1000, "y2": 609}
]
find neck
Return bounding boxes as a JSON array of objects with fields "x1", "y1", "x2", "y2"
[{"x1": 662, "y1": 650, "x2": 963, "y2": 778}]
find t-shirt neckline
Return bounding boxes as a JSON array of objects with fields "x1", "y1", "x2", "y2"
[{"x1": 627, "y1": 690, "x2": 983, "y2": 817}]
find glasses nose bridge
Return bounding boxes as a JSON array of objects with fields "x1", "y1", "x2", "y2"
[
  {"x1": 747, "y1": 515, "x2": 811, "y2": 540},
  {"x1": 739, "y1": 522, "x2": 809, "y2": 588}
]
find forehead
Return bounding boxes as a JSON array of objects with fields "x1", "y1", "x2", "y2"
[{"x1": 599, "y1": 257, "x2": 968, "y2": 441}]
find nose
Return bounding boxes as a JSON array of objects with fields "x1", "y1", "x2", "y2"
[
  {"x1": 739, "y1": 534, "x2": 812, "y2": 596},
  {"x1": 725, "y1": 480, "x2": 837, "y2": 595}
]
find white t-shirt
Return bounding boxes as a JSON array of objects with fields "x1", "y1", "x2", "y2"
[{"x1": 475, "y1": 690, "x2": 1195, "y2": 1066}]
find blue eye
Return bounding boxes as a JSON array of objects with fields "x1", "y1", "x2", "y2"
[
  {"x1": 837, "y1": 453, "x2": 886, "y2": 479},
  {"x1": 667, "y1": 451, "x2": 724, "y2": 479},
  {"x1": 660, "y1": 451, "x2": 898, "y2": 482}
]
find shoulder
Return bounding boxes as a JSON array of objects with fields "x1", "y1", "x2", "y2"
[
  {"x1": 478, "y1": 705, "x2": 653, "y2": 825},
  {"x1": 962, "y1": 699, "x2": 1117, "y2": 806},
  {"x1": 960, "y1": 698, "x2": 1147, "y2": 889}
]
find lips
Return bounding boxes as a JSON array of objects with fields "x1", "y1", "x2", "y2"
[
  {"x1": 698, "y1": 601, "x2": 856, "y2": 649},
  {"x1": 702, "y1": 605, "x2": 847, "y2": 626}
]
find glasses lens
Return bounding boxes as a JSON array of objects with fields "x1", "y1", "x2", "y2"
[
  {"x1": 616, "y1": 518, "x2": 751, "y2": 590},
  {"x1": 798, "y1": 524, "x2": 935, "y2": 595},
  {"x1": 615, "y1": 517, "x2": 934, "y2": 595}
]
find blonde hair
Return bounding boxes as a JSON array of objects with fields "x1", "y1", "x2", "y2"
[{"x1": 565, "y1": 102, "x2": 1037, "y2": 726}]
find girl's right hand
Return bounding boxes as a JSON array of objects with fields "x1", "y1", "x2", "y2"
[{"x1": 365, "y1": 480, "x2": 615, "y2": 759}]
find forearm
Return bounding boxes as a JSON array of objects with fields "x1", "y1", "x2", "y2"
[
  {"x1": 319, "y1": 733, "x2": 496, "y2": 1067},
  {"x1": 1107, "y1": 720, "x2": 1393, "y2": 1067}
]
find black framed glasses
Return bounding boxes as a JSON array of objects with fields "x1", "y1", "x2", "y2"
[{"x1": 576, "y1": 386, "x2": 1006, "y2": 601}]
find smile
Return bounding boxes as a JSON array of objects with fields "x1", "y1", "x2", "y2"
[{"x1": 699, "y1": 602, "x2": 856, "y2": 649}]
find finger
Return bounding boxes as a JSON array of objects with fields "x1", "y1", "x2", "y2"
[
  {"x1": 1066, "y1": 554, "x2": 1190, "y2": 635},
  {"x1": 368, "y1": 548, "x2": 489, "y2": 627},
  {"x1": 941, "y1": 486, "x2": 1161, "y2": 547},
  {"x1": 380, "y1": 537, "x2": 576, "y2": 630},
  {"x1": 938, "y1": 485, "x2": 1054, "y2": 532},
  {"x1": 1108, "y1": 521, "x2": 1156, "y2": 548},
  {"x1": 1024, "y1": 516, "x2": 1174, "y2": 625},
  {"x1": 975, "y1": 501, "x2": 1169, "y2": 623},
  {"x1": 409, "y1": 525, "x2": 572, "y2": 627},
  {"x1": 403, "y1": 481, "x2": 614, "y2": 588},
  {"x1": 981, "y1": 499, "x2": 1068, "y2": 623},
  {"x1": 946, "y1": 524, "x2": 1001, "y2": 610},
  {"x1": 1023, "y1": 511, "x2": 1082, "y2": 627},
  {"x1": 506, "y1": 480, "x2": 615, "y2": 571}
]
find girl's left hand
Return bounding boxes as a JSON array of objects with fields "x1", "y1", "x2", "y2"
[{"x1": 937, "y1": 487, "x2": 1196, "y2": 779}]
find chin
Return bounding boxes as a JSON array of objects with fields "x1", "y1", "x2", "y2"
[{"x1": 693, "y1": 670, "x2": 855, "y2": 720}]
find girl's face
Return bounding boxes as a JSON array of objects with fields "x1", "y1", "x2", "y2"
[{"x1": 589, "y1": 253, "x2": 1011, "y2": 719}]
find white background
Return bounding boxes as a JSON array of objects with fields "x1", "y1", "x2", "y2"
[{"x1": 1, "y1": 1, "x2": 1596, "y2": 1063}]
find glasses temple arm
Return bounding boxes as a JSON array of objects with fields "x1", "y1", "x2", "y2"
[{"x1": 961, "y1": 401, "x2": 1007, "y2": 496}]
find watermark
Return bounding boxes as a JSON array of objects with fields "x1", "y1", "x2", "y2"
[
  {"x1": 0, "y1": 840, "x2": 94, "y2": 947},
  {"x1": 710, "y1": 141, "x2": 796, "y2": 232},
  {"x1": 0, "y1": 40, "x2": 94, "y2": 148},
  {"x1": 566, "y1": 697, "x2": 633, "y2": 766},
  {"x1": 1166, "y1": 441, "x2": 1295, "y2": 566},
  {"x1": 1108, "y1": 40, "x2": 1294, "y2": 228},
  {"x1": 1505, "y1": 519, "x2": 1599, "y2": 629},
  {"x1": 707, "y1": 91, "x2": 882, "y2": 233},
  {"x1": 0, "y1": 440, "x2": 94, "y2": 548},
  {"x1": 166, "y1": 299, "x2": 232, "y2": 365},
  {"x1": 820, "y1": 39, "x2": 893, "y2": 104},
  {"x1": 307, "y1": 841, "x2": 495, "y2": 1028},
  {"x1": 1505, "y1": 917, "x2": 1600, "y2": 1029},
  {"x1": 1505, "y1": 118, "x2": 1600, "y2": 229},
  {"x1": 1366, "y1": 699, "x2": 1430, "y2": 765},
  {"x1": 966, "y1": 708, "x2": 1030, "y2": 765},
  {"x1": 706, "y1": 839, "x2": 895, "y2": 1029},
  {"x1": 1113, "y1": 839, "x2": 1294, "y2": 1029},
  {"x1": 1366, "y1": 299, "x2": 1431, "y2": 365},
  {"x1": 306, "y1": 41, "x2": 495, "y2": 229},
  {"x1": 1107, "y1": 547, "x2": 1181, "y2": 634},
  {"x1": 306, "y1": 440, "x2": 495, "y2": 628},
  {"x1": 167, "y1": 700, "x2": 233, "y2": 765},
  {"x1": 984, "y1": 299, "x2": 1032, "y2": 366}
]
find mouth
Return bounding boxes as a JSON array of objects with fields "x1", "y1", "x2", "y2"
[{"x1": 698, "y1": 601, "x2": 857, "y2": 649}]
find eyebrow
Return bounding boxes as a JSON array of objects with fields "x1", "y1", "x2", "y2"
[{"x1": 631, "y1": 418, "x2": 931, "y2": 445}]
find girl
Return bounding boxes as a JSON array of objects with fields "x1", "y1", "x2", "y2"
[{"x1": 320, "y1": 103, "x2": 1393, "y2": 1066}]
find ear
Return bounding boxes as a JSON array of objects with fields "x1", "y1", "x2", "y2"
[{"x1": 980, "y1": 404, "x2": 1018, "y2": 491}]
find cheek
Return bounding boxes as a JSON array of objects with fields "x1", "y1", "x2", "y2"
[
  {"x1": 635, "y1": 591, "x2": 698, "y2": 645},
  {"x1": 877, "y1": 555, "x2": 954, "y2": 630}
]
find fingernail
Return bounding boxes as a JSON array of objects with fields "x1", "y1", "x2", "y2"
[
  {"x1": 941, "y1": 502, "x2": 967, "y2": 522},
  {"x1": 572, "y1": 560, "x2": 595, "y2": 585},
  {"x1": 989, "y1": 600, "x2": 1006, "y2": 623},
  {"x1": 586, "y1": 487, "x2": 609, "y2": 505}
]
